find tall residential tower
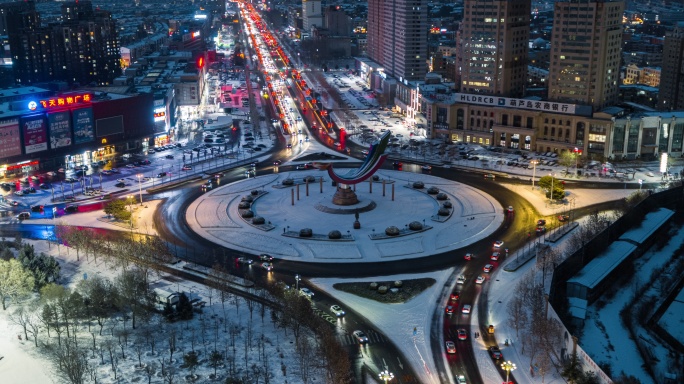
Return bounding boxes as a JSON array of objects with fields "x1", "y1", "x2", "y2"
[
  {"x1": 659, "y1": 22, "x2": 684, "y2": 111},
  {"x1": 548, "y1": 0, "x2": 624, "y2": 109},
  {"x1": 459, "y1": 0, "x2": 530, "y2": 97},
  {"x1": 367, "y1": 0, "x2": 427, "y2": 81}
]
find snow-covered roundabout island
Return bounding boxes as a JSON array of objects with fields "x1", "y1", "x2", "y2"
[{"x1": 186, "y1": 169, "x2": 504, "y2": 262}]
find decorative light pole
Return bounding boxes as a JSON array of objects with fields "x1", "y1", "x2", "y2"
[
  {"x1": 378, "y1": 370, "x2": 394, "y2": 383},
  {"x1": 136, "y1": 174, "x2": 143, "y2": 205},
  {"x1": 531, "y1": 160, "x2": 538, "y2": 189},
  {"x1": 501, "y1": 360, "x2": 516, "y2": 383},
  {"x1": 295, "y1": 274, "x2": 300, "y2": 291},
  {"x1": 574, "y1": 147, "x2": 581, "y2": 176},
  {"x1": 549, "y1": 173, "x2": 556, "y2": 204}
]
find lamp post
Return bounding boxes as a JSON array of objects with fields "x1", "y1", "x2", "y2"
[
  {"x1": 531, "y1": 160, "x2": 538, "y2": 189},
  {"x1": 378, "y1": 370, "x2": 394, "y2": 383},
  {"x1": 501, "y1": 360, "x2": 516, "y2": 383},
  {"x1": 574, "y1": 147, "x2": 580, "y2": 176},
  {"x1": 295, "y1": 274, "x2": 300, "y2": 291},
  {"x1": 136, "y1": 174, "x2": 143, "y2": 205},
  {"x1": 549, "y1": 173, "x2": 556, "y2": 204}
]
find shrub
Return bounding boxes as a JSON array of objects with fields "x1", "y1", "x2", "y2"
[
  {"x1": 438, "y1": 208, "x2": 450, "y2": 216},
  {"x1": 282, "y1": 178, "x2": 294, "y2": 185},
  {"x1": 299, "y1": 228, "x2": 313, "y2": 237},
  {"x1": 372, "y1": 175, "x2": 380, "y2": 181},
  {"x1": 369, "y1": 282, "x2": 378, "y2": 290},
  {"x1": 251, "y1": 190, "x2": 259, "y2": 196},
  {"x1": 427, "y1": 186, "x2": 439, "y2": 194},
  {"x1": 394, "y1": 280, "x2": 403, "y2": 288},
  {"x1": 328, "y1": 230, "x2": 342, "y2": 239},
  {"x1": 412, "y1": 181, "x2": 424, "y2": 189},
  {"x1": 408, "y1": 221, "x2": 423, "y2": 230},
  {"x1": 377, "y1": 285, "x2": 388, "y2": 294},
  {"x1": 241, "y1": 210, "x2": 254, "y2": 218},
  {"x1": 252, "y1": 216, "x2": 265, "y2": 225},
  {"x1": 385, "y1": 226, "x2": 400, "y2": 236},
  {"x1": 443, "y1": 201, "x2": 453, "y2": 208},
  {"x1": 238, "y1": 201, "x2": 251, "y2": 209},
  {"x1": 436, "y1": 193, "x2": 448, "y2": 200},
  {"x1": 242, "y1": 195, "x2": 254, "y2": 202},
  {"x1": 303, "y1": 176, "x2": 316, "y2": 183}
]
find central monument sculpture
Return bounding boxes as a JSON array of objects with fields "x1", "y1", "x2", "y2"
[{"x1": 313, "y1": 131, "x2": 391, "y2": 205}]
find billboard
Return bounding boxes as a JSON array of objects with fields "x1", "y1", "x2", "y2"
[
  {"x1": 48, "y1": 111, "x2": 72, "y2": 149},
  {"x1": 96, "y1": 115, "x2": 124, "y2": 137},
  {"x1": 21, "y1": 115, "x2": 48, "y2": 154},
  {"x1": 0, "y1": 119, "x2": 21, "y2": 158},
  {"x1": 73, "y1": 107, "x2": 94, "y2": 144}
]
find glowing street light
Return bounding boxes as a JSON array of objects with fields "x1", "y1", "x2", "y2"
[
  {"x1": 136, "y1": 174, "x2": 143, "y2": 205},
  {"x1": 501, "y1": 360, "x2": 516, "y2": 383},
  {"x1": 295, "y1": 274, "x2": 300, "y2": 291},
  {"x1": 531, "y1": 159, "x2": 539, "y2": 189},
  {"x1": 378, "y1": 370, "x2": 394, "y2": 383}
]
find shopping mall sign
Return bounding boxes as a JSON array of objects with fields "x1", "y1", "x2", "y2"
[
  {"x1": 455, "y1": 93, "x2": 577, "y2": 115},
  {"x1": 27, "y1": 93, "x2": 93, "y2": 111}
]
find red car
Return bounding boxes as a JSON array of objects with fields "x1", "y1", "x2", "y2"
[
  {"x1": 457, "y1": 329, "x2": 467, "y2": 340},
  {"x1": 450, "y1": 292, "x2": 460, "y2": 301},
  {"x1": 464, "y1": 253, "x2": 474, "y2": 260}
]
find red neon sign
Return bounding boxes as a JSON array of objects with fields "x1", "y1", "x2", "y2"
[{"x1": 35, "y1": 93, "x2": 92, "y2": 110}]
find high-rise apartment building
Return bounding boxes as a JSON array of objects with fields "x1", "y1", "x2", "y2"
[
  {"x1": 366, "y1": 0, "x2": 427, "y2": 81},
  {"x1": 658, "y1": 22, "x2": 684, "y2": 111},
  {"x1": 459, "y1": 0, "x2": 530, "y2": 97},
  {"x1": 548, "y1": 0, "x2": 624, "y2": 110},
  {"x1": 7, "y1": 1, "x2": 120, "y2": 86},
  {"x1": 302, "y1": 0, "x2": 323, "y2": 33}
]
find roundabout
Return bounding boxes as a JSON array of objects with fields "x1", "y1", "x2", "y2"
[{"x1": 185, "y1": 169, "x2": 504, "y2": 262}]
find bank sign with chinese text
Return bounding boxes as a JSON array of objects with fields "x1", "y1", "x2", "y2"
[
  {"x1": 28, "y1": 93, "x2": 92, "y2": 111},
  {"x1": 455, "y1": 93, "x2": 577, "y2": 115}
]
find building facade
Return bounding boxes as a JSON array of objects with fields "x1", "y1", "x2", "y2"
[
  {"x1": 548, "y1": 0, "x2": 624, "y2": 109},
  {"x1": 301, "y1": 0, "x2": 323, "y2": 33},
  {"x1": 658, "y1": 22, "x2": 684, "y2": 111},
  {"x1": 458, "y1": 0, "x2": 530, "y2": 97},
  {"x1": 366, "y1": 0, "x2": 427, "y2": 81}
]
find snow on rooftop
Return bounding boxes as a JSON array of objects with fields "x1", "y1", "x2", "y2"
[
  {"x1": 619, "y1": 208, "x2": 674, "y2": 245},
  {"x1": 567, "y1": 240, "x2": 637, "y2": 289}
]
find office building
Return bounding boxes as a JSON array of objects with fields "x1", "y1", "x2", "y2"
[
  {"x1": 658, "y1": 22, "x2": 684, "y2": 111},
  {"x1": 302, "y1": 0, "x2": 322, "y2": 33},
  {"x1": 366, "y1": 0, "x2": 427, "y2": 82},
  {"x1": 459, "y1": 0, "x2": 530, "y2": 97},
  {"x1": 548, "y1": 0, "x2": 624, "y2": 110}
]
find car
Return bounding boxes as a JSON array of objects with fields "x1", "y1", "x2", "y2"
[
  {"x1": 115, "y1": 182, "x2": 125, "y2": 188},
  {"x1": 286, "y1": 143, "x2": 292, "y2": 149},
  {"x1": 445, "y1": 341, "x2": 456, "y2": 354},
  {"x1": 456, "y1": 375, "x2": 466, "y2": 384},
  {"x1": 14, "y1": 190, "x2": 24, "y2": 196},
  {"x1": 456, "y1": 275, "x2": 466, "y2": 284},
  {"x1": 558, "y1": 214, "x2": 570, "y2": 222},
  {"x1": 39, "y1": 183, "x2": 51, "y2": 190},
  {"x1": 6, "y1": 199, "x2": 19, "y2": 206},
  {"x1": 490, "y1": 252, "x2": 500, "y2": 261},
  {"x1": 461, "y1": 304, "x2": 472, "y2": 314},
  {"x1": 450, "y1": 292, "x2": 460, "y2": 301},
  {"x1": 259, "y1": 254, "x2": 273, "y2": 261},
  {"x1": 25, "y1": 186, "x2": 36, "y2": 193},
  {"x1": 464, "y1": 253, "x2": 474, "y2": 261},
  {"x1": 109, "y1": 168, "x2": 120, "y2": 173},
  {"x1": 483, "y1": 264, "x2": 493, "y2": 273},
  {"x1": 236, "y1": 257, "x2": 253, "y2": 265},
  {"x1": 165, "y1": 155, "x2": 174, "y2": 159},
  {"x1": 126, "y1": 164, "x2": 136, "y2": 168},
  {"x1": 421, "y1": 165, "x2": 432, "y2": 171},
  {"x1": 64, "y1": 205, "x2": 78, "y2": 213},
  {"x1": 536, "y1": 226, "x2": 547, "y2": 234},
  {"x1": 100, "y1": 194, "x2": 112, "y2": 200},
  {"x1": 64, "y1": 196, "x2": 76, "y2": 202},
  {"x1": 261, "y1": 262, "x2": 273, "y2": 271},
  {"x1": 273, "y1": 160, "x2": 282, "y2": 166},
  {"x1": 457, "y1": 329, "x2": 467, "y2": 341},
  {"x1": 507, "y1": 206, "x2": 514, "y2": 213},
  {"x1": 299, "y1": 288, "x2": 314, "y2": 299},
  {"x1": 116, "y1": 178, "x2": 126, "y2": 183},
  {"x1": 352, "y1": 330, "x2": 368, "y2": 343},
  {"x1": 330, "y1": 305, "x2": 346, "y2": 317},
  {"x1": 361, "y1": 149, "x2": 369, "y2": 155},
  {"x1": 493, "y1": 240, "x2": 504, "y2": 248},
  {"x1": 484, "y1": 173, "x2": 496, "y2": 179},
  {"x1": 157, "y1": 172, "x2": 167, "y2": 178},
  {"x1": 182, "y1": 165, "x2": 192, "y2": 171},
  {"x1": 201, "y1": 183, "x2": 213, "y2": 190},
  {"x1": 537, "y1": 219, "x2": 547, "y2": 226},
  {"x1": 475, "y1": 275, "x2": 486, "y2": 284},
  {"x1": 489, "y1": 346, "x2": 503, "y2": 359},
  {"x1": 16, "y1": 212, "x2": 30, "y2": 220},
  {"x1": 445, "y1": 305, "x2": 454, "y2": 315},
  {"x1": 392, "y1": 161, "x2": 403, "y2": 169}
]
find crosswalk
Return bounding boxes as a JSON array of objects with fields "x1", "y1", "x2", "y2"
[{"x1": 336, "y1": 330, "x2": 386, "y2": 346}]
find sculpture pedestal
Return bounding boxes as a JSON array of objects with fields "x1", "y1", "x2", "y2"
[
  {"x1": 353, "y1": 220, "x2": 361, "y2": 229},
  {"x1": 332, "y1": 185, "x2": 359, "y2": 205}
]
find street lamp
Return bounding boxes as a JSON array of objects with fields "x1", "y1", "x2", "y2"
[
  {"x1": 531, "y1": 160, "x2": 539, "y2": 189},
  {"x1": 501, "y1": 360, "x2": 516, "y2": 383},
  {"x1": 549, "y1": 173, "x2": 556, "y2": 204},
  {"x1": 295, "y1": 274, "x2": 300, "y2": 291},
  {"x1": 136, "y1": 174, "x2": 143, "y2": 205},
  {"x1": 378, "y1": 370, "x2": 394, "y2": 383},
  {"x1": 574, "y1": 147, "x2": 581, "y2": 176}
]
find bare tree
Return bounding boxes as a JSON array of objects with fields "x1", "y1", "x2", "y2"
[
  {"x1": 507, "y1": 295, "x2": 527, "y2": 338},
  {"x1": 144, "y1": 362, "x2": 157, "y2": 384},
  {"x1": 167, "y1": 327, "x2": 177, "y2": 363},
  {"x1": 9, "y1": 306, "x2": 31, "y2": 341},
  {"x1": 52, "y1": 338, "x2": 91, "y2": 384}
]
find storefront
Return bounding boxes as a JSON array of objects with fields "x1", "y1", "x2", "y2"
[{"x1": 0, "y1": 159, "x2": 40, "y2": 178}]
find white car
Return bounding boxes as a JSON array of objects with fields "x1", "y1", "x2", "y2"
[
  {"x1": 483, "y1": 264, "x2": 493, "y2": 273},
  {"x1": 456, "y1": 275, "x2": 466, "y2": 284},
  {"x1": 507, "y1": 206, "x2": 514, "y2": 213},
  {"x1": 299, "y1": 288, "x2": 314, "y2": 299},
  {"x1": 261, "y1": 262, "x2": 273, "y2": 271},
  {"x1": 493, "y1": 240, "x2": 504, "y2": 248},
  {"x1": 457, "y1": 375, "x2": 467, "y2": 384},
  {"x1": 330, "y1": 305, "x2": 346, "y2": 317},
  {"x1": 461, "y1": 304, "x2": 472, "y2": 314},
  {"x1": 352, "y1": 330, "x2": 368, "y2": 343},
  {"x1": 475, "y1": 275, "x2": 486, "y2": 284},
  {"x1": 116, "y1": 178, "x2": 126, "y2": 183}
]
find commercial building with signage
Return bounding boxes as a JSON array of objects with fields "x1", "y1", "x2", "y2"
[{"x1": 0, "y1": 90, "x2": 154, "y2": 178}]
